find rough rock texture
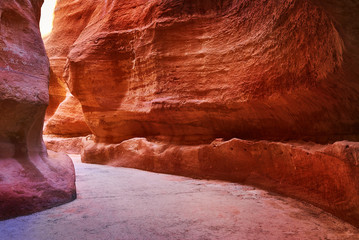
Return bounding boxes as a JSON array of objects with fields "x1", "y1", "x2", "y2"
[
  {"x1": 46, "y1": 0, "x2": 359, "y2": 227},
  {"x1": 44, "y1": 67, "x2": 67, "y2": 121},
  {"x1": 42, "y1": 0, "x2": 92, "y2": 135},
  {"x1": 0, "y1": 0, "x2": 76, "y2": 219},
  {"x1": 44, "y1": 93, "x2": 91, "y2": 137},
  {"x1": 60, "y1": 0, "x2": 359, "y2": 144},
  {"x1": 44, "y1": 136, "x2": 85, "y2": 154}
]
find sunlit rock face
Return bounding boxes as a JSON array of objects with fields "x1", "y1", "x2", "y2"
[
  {"x1": 44, "y1": 93, "x2": 91, "y2": 137},
  {"x1": 47, "y1": 0, "x2": 359, "y2": 226},
  {"x1": 43, "y1": 0, "x2": 92, "y2": 136},
  {"x1": 0, "y1": 0, "x2": 76, "y2": 219}
]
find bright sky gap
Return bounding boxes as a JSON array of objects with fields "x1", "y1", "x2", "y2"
[{"x1": 40, "y1": 0, "x2": 57, "y2": 37}]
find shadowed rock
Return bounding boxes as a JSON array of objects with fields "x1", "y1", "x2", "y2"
[{"x1": 0, "y1": 0, "x2": 76, "y2": 219}]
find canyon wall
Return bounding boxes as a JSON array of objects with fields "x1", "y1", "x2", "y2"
[
  {"x1": 57, "y1": 0, "x2": 359, "y2": 144},
  {"x1": 43, "y1": 0, "x2": 92, "y2": 136},
  {"x1": 0, "y1": 0, "x2": 76, "y2": 219},
  {"x1": 46, "y1": 0, "x2": 359, "y2": 226}
]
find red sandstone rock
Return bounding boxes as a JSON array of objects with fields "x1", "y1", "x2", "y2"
[
  {"x1": 44, "y1": 93, "x2": 91, "y2": 136},
  {"x1": 44, "y1": 135, "x2": 85, "y2": 155},
  {"x1": 42, "y1": 0, "x2": 93, "y2": 134},
  {"x1": 45, "y1": 65, "x2": 67, "y2": 121},
  {"x1": 60, "y1": 0, "x2": 359, "y2": 143},
  {"x1": 46, "y1": 0, "x2": 359, "y2": 227},
  {"x1": 0, "y1": 0, "x2": 76, "y2": 219}
]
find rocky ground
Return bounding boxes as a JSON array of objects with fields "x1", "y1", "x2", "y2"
[{"x1": 0, "y1": 155, "x2": 358, "y2": 240}]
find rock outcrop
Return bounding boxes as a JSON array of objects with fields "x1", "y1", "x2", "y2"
[
  {"x1": 44, "y1": 135, "x2": 85, "y2": 154},
  {"x1": 0, "y1": 0, "x2": 76, "y2": 219},
  {"x1": 46, "y1": 0, "x2": 359, "y2": 227}
]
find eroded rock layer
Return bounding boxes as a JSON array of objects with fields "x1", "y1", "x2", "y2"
[
  {"x1": 45, "y1": 66, "x2": 67, "y2": 121},
  {"x1": 82, "y1": 138, "x2": 359, "y2": 227},
  {"x1": 44, "y1": 93, "x2": 91, "y2": 137},
  {"x1": 0, "y1": 0, "x2": 76, "y2": 219},
  {"x1": 44, "y1": 135, "x2": 85, "y2": 154}
]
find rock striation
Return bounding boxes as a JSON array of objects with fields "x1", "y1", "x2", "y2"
[
  {"x1": 0, "y1": 0, "x2": 76, "y2": 219},
  {"x1": 46, "y1": 0, "x2": 359, "y2": 227}
]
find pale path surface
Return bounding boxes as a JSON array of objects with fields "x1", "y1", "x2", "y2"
[{"x1": 0, "y1": 155, "x2": 358, "y2": 240}]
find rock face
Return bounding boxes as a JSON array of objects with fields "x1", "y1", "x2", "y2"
[
  {"x1": 0, "y1": 0, "x2": 76, "y2": 219},
  {"x1": 45, "y1": 67, "x2": 67, "y2": 121},
  {"x1": 44, "y1": 135, "x2": 85, "y2": 154},
  {"x1": 42, "y1": 0, "x2": 92, "y2": 136},
  {"x1": 44, "y1": 93, "x2": 91, "y2": 137},
  {"x1": 46, "y1": 0, "x2": 359, "y2": 227},
  {"x1": 61, "y1": 0, "x2": 359, "y2": 144}
]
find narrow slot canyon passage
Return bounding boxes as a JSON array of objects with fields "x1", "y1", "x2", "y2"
[
  {"x1": 1, "y1": 155, "x2": 358, "y2": 240},
  {"x1": 1, "y1": 0, "x2": 359, "y2": 239}
]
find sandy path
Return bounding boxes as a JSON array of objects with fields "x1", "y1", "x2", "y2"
[{"x1": 0, "y1": 155, "x2": 358, "y2": 240}]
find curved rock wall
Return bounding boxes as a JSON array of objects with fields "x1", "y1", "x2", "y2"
[
  {"x1": 83, "y1": 138, "x2": 359, "y2": 226},
  {"x1": 0, "y1": 0, "x2": 76, "y2": 219},
  {"x1": 45, "y1": 0, "x2": 359, "y2": 226}
]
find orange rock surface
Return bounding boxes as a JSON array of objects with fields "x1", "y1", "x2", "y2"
[
  {"x1": 46, "y1": 0, "x2": 359, "y2": 226},
  {"x1": 44, "y1": 93, "x2": 91, "y2": 137},
  {"x1": 58, "y1": 0, "x2": 359, "y2": 143},
  {"x1": 42, "y1": 0, "x2": 92, "y2": 135},
  {"x1": 44, "y1": 136, "x2": 85, "y2": 155},
  {"x1": 44, "y1": 64, "x2": 67, "y2": 121},
  {"x1": 0, "y1": 0, "x2": 76, "y2": 219}
]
